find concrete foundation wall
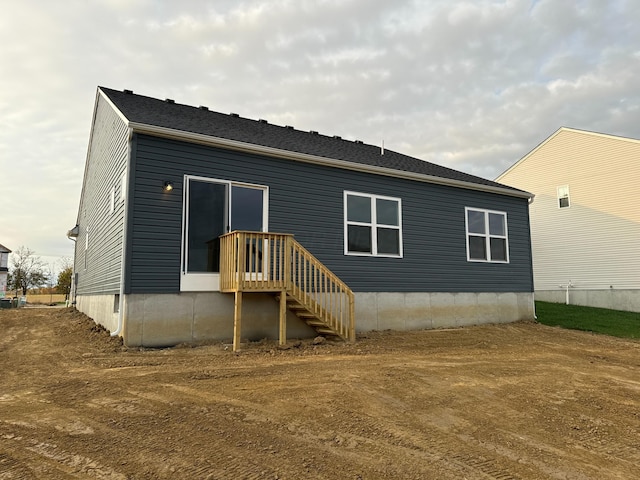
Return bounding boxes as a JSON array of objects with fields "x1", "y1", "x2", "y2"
[
  {"x1": 355, "y1": 292, "x2": 535, "y2": 331},
  {"x1": 122, "y1": 292, "x2": 317, "y2": 347},
  {"x1": 76, "y1": 295, "x2": 119, "y2": 333},
  {"x1": 535, "y1": 289, "x2": 640, "y2": 313},
  {"x1": 76, "y1": 291, "x2": 535, "y2": 347}
]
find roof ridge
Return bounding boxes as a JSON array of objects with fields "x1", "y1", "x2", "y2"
[{"x1": 98, "y1": 86, "x2": 529, "y2": 197}]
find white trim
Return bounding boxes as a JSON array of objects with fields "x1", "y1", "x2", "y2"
[
  {"x1": 465, "y1": 207, "x2": 509, "y2": 263},
  {"x1": 120, "y1": 170, "x2": 127, "y2": 201},
  {"x1": 126, "y1": 121, "x2": 532, "y2": 200},
  {"x1": 344, "y1": 190, "x2": 403, "y2": 258}
]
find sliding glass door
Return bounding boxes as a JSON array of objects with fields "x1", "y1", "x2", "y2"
[{"x1": 181, "y1": 176, "x2": 267, "y2": 291}]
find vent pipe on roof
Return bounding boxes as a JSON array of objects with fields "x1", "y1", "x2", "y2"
[
  {"x1": 285, "y1": 125, "x2": 294, "y2": 130},
  {"x1": 381, "y1": 140, "x2": 385, "y2": 155},
  {"x1": 355, "y1": 140, "x2": 363, "y2": 144},
  {"x1": 310, "y1": 131, "x2": 318, "y2": 135},
  {"x1": 333, "y1": 135, "x2": 342, "y2": 140},
  {"x1": 165, "y1": 98, "x2": 175, "y2": 104},
  {"x1": 259, "y1": 119, "x2": 268, "y2": 124},
  {"x1": 199, "y1": 105, "x2": 209, "y2": 110}
]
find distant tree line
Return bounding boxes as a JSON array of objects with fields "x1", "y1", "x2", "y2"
[{"x1": 6, "y1": 246, "x2": 72, "y2": 297}]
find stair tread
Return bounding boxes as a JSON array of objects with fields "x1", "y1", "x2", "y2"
[{"x1": 273, "y1": 292, "x2": 349, "y2": 341}]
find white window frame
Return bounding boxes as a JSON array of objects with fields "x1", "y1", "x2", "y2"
[
  {"x1": 557, "y1": 185, "x2": 570, "y2": 209},
  {"x1": 180, "y1": 175, "x2": 269, "y2": 292},
  {"x1": 344, "y1": 191, "x2": 403, "y2": 258},
  {"x1": 465, "y1": 207, "x2": 509, "y2": 263}
]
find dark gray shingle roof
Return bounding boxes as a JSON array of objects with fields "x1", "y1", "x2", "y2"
[{"x1": 100, "y1": 87, "x2": 526, "y2": 194}]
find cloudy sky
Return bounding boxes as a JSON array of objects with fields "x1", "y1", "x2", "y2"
[{"x1": 1, "y1": 0, "x2": 639, "y2": 272}]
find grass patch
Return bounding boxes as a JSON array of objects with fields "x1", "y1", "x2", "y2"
[{"x1": 535, "y1": 301, "x2": 640, "y2": 339}]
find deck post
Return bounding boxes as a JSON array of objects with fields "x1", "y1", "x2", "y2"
[
  {"x1": 279, "y1": 290, "x2": 287, "y2": 346},
  {"x1": 233, "y1": 291, "x2": 242, "y2": 352},
  {"x1": 349, "y1": 293, "x2": 355, "y2": 342}
]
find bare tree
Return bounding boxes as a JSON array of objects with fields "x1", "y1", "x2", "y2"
[{"x1": 8, "y1": 246, "x2": 48, "y2": 295}]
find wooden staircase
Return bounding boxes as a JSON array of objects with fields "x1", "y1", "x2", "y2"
[
  {"x1": 219, "y1": 231, "x2": 355, "y2": 351},
  {"x1": 276, "y1": 294, "x2": 346, "y2": 340}
]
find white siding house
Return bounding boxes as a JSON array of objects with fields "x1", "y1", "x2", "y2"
[
  {"x1": 0, "y1": 244, "x2": 10, "y2": 298},
  {"x1": 497, "y1": 127, "x2": 640, "y2": 312}
]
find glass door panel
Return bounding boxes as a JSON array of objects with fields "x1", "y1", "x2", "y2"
[
  {"x1": 231, "y1": 185, "x2": 265, "y2": 274},
  {"x1": 185, "y1": 179, "x2": 228, "y2": 273}
]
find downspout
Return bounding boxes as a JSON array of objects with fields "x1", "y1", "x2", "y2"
[
  {"x1": 66, "y1": 234, "x2": 77, "y2": 307},
  {"x1": 112, "y1": 127, "x2": 133, "y2": 338}
]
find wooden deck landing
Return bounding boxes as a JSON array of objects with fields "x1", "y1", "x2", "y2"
[{"x1": 219, "y1": 231, "x2": 355, "y2": 351}]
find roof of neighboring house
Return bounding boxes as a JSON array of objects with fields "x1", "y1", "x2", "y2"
[
  {"x1": 0, "y1": 244, "x2": 11, "y2": 253},
  {"x1": 496, "y1": 127, "x2": 640, "y2": 181},
  {"x1": 99, "y1": 86, "x2": 531, "y2": 199}
]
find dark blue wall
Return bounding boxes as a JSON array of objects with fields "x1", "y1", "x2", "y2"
[{"x1": 125, "y1": 134, "x2": 533, "y2": 294}]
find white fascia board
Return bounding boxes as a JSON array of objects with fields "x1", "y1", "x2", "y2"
[{"x1": 128, "y1": 122, "x2": 533, "y2": 200}]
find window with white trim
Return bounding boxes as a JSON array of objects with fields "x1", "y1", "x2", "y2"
[
  {"x1": 465, "y1": 207, "x2": 509, "y2": 263},
  {"x1": 557, "y1": 185, "x2": 570, "y2": 208},
  {"x1": 344, "y1": 191, "x2": 402, "y2": 257}
]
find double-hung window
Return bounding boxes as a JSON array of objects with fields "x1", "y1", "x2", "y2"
[
  {"x1": 344, "y1": 191, "x2": 402, "y2": 257},
  {"x1": 465, "y1": 207, "x2": 509, "y2": 263},
  {"x1": 557, "y1": 185, "x2": 570, "y2": 208}
]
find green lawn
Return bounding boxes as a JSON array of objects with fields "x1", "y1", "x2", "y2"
[{"x1": 535, "y1": 301, "x2": 640, "y2": 339}]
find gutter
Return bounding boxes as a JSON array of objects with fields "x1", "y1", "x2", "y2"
[{"x1": 128, "y1": 122, "x2": 534, "y2": 201}]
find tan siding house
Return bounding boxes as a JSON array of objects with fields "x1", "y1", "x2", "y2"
[{"x1": 497, "y1": 127, "x2": 640, "y2": 312}]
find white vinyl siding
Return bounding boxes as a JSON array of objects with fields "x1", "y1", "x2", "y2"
[{"x1": 497, "y1": 128, "x2": 640, "y2": 291}]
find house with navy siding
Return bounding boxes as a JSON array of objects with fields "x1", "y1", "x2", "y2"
[{"x1": 69, "y1": 86, "x2": 535, "y2": 348}]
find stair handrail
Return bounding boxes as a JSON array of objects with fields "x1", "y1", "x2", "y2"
[
  {"x1": 288, "y1": 237, "x2": 355, "y2": 341},
  {"x1": 219, "y1": 231, "x2": 355, "y2": 341}
]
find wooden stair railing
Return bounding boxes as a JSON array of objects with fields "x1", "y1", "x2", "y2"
[{"x1": 219, "y1": 231, "x2": 355, "y2": 351}]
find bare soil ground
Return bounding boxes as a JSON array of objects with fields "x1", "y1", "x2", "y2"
[{"x1": 1, "y1": 308, "x2": 639, "y2": 480}]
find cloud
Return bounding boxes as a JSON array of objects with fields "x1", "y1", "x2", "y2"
[{"x1": 1, "y1": 0, "x2": 640, "y2": 262}]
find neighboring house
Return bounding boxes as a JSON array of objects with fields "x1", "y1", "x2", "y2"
[
  {"x1": 0, "y1": 244, "x2": 10, "y2": 297},
  {"x1": 69, "y1": 86, "x2": 535, "y2": 348},
  {"x1": 497, "y1": 127, "x2": 640, "y2": 312}
]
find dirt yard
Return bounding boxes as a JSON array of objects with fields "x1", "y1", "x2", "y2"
[{"x1": 1, "y1": 308, "x2": 639, "y2": 479}]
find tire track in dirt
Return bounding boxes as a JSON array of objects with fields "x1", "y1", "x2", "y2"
[
  {"x1": 161, "y1": 382, "x2": 529, "y2": 479},
  {"x1": 1, "y1": 428, "x2": 125, "y2": 479}
]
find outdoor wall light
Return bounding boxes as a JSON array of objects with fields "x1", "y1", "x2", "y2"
[{"x1": 163, "y1": 181, "x2": 174, "y2": 192}]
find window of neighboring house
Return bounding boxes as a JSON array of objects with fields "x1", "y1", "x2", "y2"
[
  {"x1": 465, "y1": 207, "x2": 509, "y2": 263},
  {"x1": 557, "y1": 185, "x2": 570, "y2": 208},
  {"x1": 344, "y1": 191, "x2": 402, "y2": 257}
]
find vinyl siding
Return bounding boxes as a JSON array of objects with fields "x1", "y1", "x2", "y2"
[
  {"x1": 498, "y1": 128, "x2": 640, "y2": 290},
  {"x1": 75, "y1": 94, "x2": 129, "y2": 295},
  {"x1": 126, "y1": 134, "x2": 533, "y2": 294}
]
